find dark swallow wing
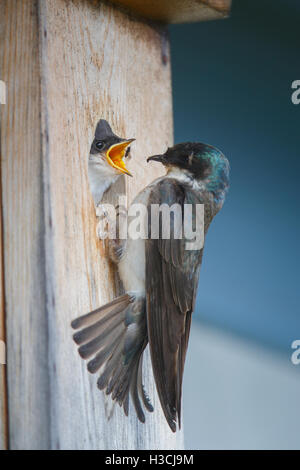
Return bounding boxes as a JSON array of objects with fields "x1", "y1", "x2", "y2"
[{"x1": 146, "y1": 178, "x2": 209, "y2": 432}]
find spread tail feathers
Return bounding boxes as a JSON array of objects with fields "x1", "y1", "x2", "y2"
[{"x1": 71, "y1": 293, "x2": 153, "y2": 423}]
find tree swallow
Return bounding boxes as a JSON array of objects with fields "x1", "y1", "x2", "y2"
[
  {"x1": 72, "y1": 142, "x2": 230, "y2": 432},
  {"x1": 88, "y1": 119, "x2": 135, "y2": 205}
]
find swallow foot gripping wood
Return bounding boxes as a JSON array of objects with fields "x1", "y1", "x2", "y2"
[{"x1": 0, "y1": 0, "x2": 230, "y2": 450}]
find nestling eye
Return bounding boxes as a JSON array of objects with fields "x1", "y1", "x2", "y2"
[{"x1": 95, "y1": 140, "x2": 104, "y2": 151}]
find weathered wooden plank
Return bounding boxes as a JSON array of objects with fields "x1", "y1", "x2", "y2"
[
  {"x1": 110, "y1": 0, "x2": 231, "y2": 23},
  {"x1": 40, "y1": 0, "x2": 181, "y2": 449},
  {"x1": 1, "y1": 0, "x2": 185, "y2": 449},
  {"x1": 0, "y1": 0, "x2": 50, "y2": 450},
  {"x1": 0, "y1": 192, "x2": 7, "y2": 451},
  {"x1": 0, "y1": 84, "x2": 8, "y2": 449}
]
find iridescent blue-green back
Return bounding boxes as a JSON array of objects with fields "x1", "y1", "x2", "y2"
[{"x1": 198, "y1": 144, "x2": 230, "y2": 205}]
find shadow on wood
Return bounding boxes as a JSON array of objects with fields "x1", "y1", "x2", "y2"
[{"x1": 110, "y1": 0, "x2": 231, "y2": 23}]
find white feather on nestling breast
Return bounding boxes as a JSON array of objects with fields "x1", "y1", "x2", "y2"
[
  {"x1": 118, "y1": 168, "x2": 196, "y2": 295},
  {"x1": 88, "y1": 155, "x2": 120, "y2": 206}
]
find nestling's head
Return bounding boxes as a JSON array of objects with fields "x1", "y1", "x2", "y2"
[
  {"x1": 147, "y1": 142, "x2": 230, "y2": 200},
  {"x1": 89, "y1": 119, "x2": 134, "y2": 177},
  {"x1": 88, "y1": 120, "x2": 135, "y2": 206}
]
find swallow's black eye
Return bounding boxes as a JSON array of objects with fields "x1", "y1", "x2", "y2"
[{"x1": 95, "y1": 140, "x2": 104, "y2": 151}]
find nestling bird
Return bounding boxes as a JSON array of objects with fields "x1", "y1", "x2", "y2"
[
  {"x1": 88, "y1": 119, "x2": 135, "y2": 205},
  {"x1": 72, "y1": 141, "x2": 229, "y2": 432}
]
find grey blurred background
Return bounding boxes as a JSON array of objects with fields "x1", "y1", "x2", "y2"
[{"x1": 169, "y1": 0, "x2": 300, "y2": 449}]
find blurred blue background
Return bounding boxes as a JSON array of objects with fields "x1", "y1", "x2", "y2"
[
  {"x1": 170, "y1": 0, "x2": 300, "y2": 449},
  {"x1": 170, "y1": 0, "x2": 300, "y2": 353}
]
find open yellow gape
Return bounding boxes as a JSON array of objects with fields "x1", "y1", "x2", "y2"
[{"x1": 106, "y1": 140, "x2": 134, "y2": 176}]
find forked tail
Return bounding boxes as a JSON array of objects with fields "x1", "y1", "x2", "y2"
[{"x1": 71, "y1": 293, "x2": 153, "y2": 422}]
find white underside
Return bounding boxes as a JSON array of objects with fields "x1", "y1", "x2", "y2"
[
  {"x1": 88, "y1": 154, "x2": 120, "y2": 206},
  {"x1": 118, "y1": 186, "x2": 152, "y2": 294},
  {"x1": 89, "y1": 158, "x2": 199, "y2": 295},
  {"x1": 118, "y1": 167, "x2": 198, "y2": 295}
]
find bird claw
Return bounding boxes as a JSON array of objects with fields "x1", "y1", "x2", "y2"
[
  {"x1": 96, "y1": 205, "x2": 116, "y2": 240},
  {"x1": 96, "y1": 205, "x2": 109, "y2": 220}
]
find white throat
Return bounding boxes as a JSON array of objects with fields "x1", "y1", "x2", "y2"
[
  {"x1": 88, "y1": 154, "x2": 120, "y2": 206},
  {"x1": 165, "y1": 166, "x2": 204, "y2": 191}
]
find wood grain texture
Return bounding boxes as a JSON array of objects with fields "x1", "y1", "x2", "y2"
[
  {"x1": 0, "y1": 0, "x2": 186, "y2": 450},
  {"x1": 109, "y1": 0, "x2": 231, "y2": 23},
  {"x1": 0, "y1": 94, "x2": 8, "y2": 450},
  {"x1": 0, "y1": 0, "x2": 50, "y2": 450},
  {"x1": 48, "y1": 0, "x2": 182, "y2": 450},
  {"x1": 39, "y1": 0, "x2": 183, "y2": 450}
]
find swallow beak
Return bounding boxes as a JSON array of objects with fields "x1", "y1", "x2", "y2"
[
  {"x1": 147, "y1": 154, "x2": 166, "y2": 164},
  {"x1": 106, "y1": 139, "x2": 135, "y2": 176}
]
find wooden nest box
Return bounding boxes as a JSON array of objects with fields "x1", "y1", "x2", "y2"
[{"x1": 0, "y1": 0, "x2": 231, "y2": 450}]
